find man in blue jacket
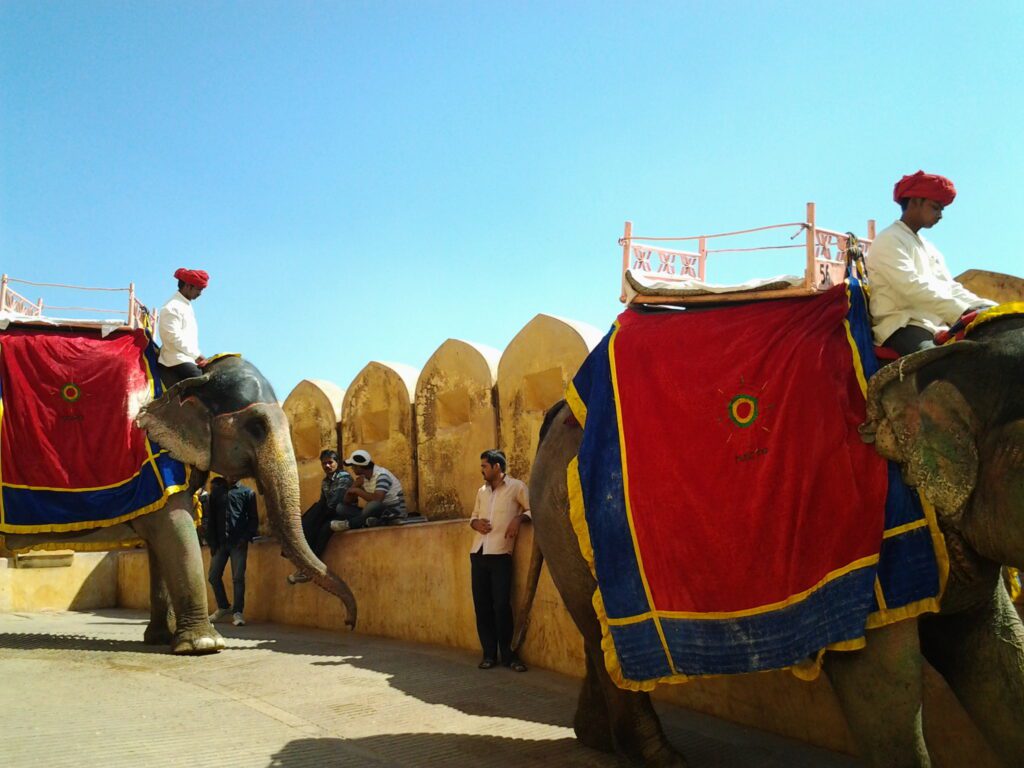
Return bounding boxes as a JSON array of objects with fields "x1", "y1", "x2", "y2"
[{"x1": 206, "y1": 476, "x2": 259, "y2": 626}]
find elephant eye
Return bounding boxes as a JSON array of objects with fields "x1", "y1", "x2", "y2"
[{"x1": 243, "y1": 415, "x2": 269, "y2": 441}]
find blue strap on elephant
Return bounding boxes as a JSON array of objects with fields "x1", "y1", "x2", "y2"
[
  {"x1": 0, "y1": 326, "x2": 189, "y2": 536},
  {"x1": 566, "y1": 274, "x2": 946, "y2": 690}
]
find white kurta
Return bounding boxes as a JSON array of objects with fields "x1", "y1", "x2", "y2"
[
  {"x1": 157, "y1": 291, "x2": 201, "y2": 366},
  {"x1": 866, "y1": 220, "x2": 993, "y2": 345}
]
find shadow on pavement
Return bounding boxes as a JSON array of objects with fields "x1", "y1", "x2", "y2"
[
  {"x1": 267, "y1": 733, "x2": 612, "y2": 768},
  {"x1": 0, "y1": 632, "x2": 163, "y2": 654}
]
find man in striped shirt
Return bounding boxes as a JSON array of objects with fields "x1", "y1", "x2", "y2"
[{"x1": 330, "y1": 450, "x2": 407, "y2": 530}]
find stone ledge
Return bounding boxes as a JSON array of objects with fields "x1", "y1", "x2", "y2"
[{"x1": 13, "y1": 550, "x2": 75, "y2": 568}]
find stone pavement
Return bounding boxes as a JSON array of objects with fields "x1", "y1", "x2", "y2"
[{"x1": 0, "y1": 610, "x2": 857, "y2": 767}]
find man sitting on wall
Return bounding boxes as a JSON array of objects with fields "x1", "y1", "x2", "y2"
[
  {"x1": 867, "y1": 170, "x2": 995, "y2": 355},
  {"x1": 286, "y1": 449, "x2": 353, "y2": 585},
  {"x1": 329, "y1": 450, "x2": 407, "y2": 531}
]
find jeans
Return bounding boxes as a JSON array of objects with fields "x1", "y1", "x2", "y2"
[
  {"x1": 208, "y1": 540, "x2": 249, "y2": 613},
  {"x1": 338, "y1": 500, "x2": 386, "y2": 529}
]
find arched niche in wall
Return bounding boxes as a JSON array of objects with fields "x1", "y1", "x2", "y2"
[
  {"x1": 282, "y1": 379, "x2": 345, "y2": 511},
  {"x1": 415, "y1": 339, "x2": 500, "y2": 520},
  {"x1": 497, "y1": 314, "x2": 602, "y2": 484},
  {"x1": 341, "y1": 361, "x2": 420, "y2": 512}
]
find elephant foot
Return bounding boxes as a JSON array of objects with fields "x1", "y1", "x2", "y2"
[
  {"x1": 143, "y1": 624, "x2": 174, "y2": 646},
  {"x1": 171, "y1": 626, "x2": 226, "y2": 655},
  {"x1": 638, "y1": 743, "x2": 688, "y2": 768},
  {"x1": 574, "y1": 724, "x2": 614, "y2": 754},
  {"x1": 617, "y1": 734, "x2": 688, "y2": 767},
  {"x1": 574, "y1": 706, "x2": 614, "y2": 753}
]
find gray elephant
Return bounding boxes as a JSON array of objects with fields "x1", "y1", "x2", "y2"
[
  {"x1": 523, "y1": 314, "x2": 1024, "y2": 767},
  {"x1": 3, "y1": 356, "x2": 357, "y2": 654}
]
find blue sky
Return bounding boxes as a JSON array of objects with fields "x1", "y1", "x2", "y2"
[{"x1": 3, "y1": 2, "x2": 1021, "y2": 397}]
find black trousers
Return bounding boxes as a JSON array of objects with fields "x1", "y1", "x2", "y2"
[
  {"x1": 883, "y1": 325, "x2": 935, "y2": 356},
  {"x1": 470, "y1": 551, "x2": 515, "y2": 664},
  {"x1": 301, "y1": 499, "x2": 341, "y2": 559},
  {"x1": 158, "y1": 361, "x2": 203, "y2": 386}
]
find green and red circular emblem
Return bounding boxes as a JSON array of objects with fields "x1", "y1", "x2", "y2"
[
  {"x1": 61, "y1": 383, "x2": 82, "y2": 403},
  {"x1": 728, "y1": 394, "x2": 758, "y2": 428}
]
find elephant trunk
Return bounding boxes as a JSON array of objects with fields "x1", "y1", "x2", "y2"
[{"x1": 255, "y1": 416, "x2": 357, "y2": 629}]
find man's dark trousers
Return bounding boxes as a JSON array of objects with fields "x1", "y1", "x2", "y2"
[
  {"x1": 302, "y1": 500, "x2": 338, "y2": 558},
  {"x1": 470, "y1": 551, "x2": 515, "y2": 664},
  {"x1": 208, "y1": 541, "x2": 248, "y2": 613},
  {"x1": 158, "y1": 361, "x2": 203, "y2": 386},
  {"x1": 884, "y1": 325, "x2": 934, "y2": 356}
]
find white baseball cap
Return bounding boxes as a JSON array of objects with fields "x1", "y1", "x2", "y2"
[{"x1": 344, "y1": 449, "x2": 372, "y2": 467}]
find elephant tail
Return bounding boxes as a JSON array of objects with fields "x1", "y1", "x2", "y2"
[{"x1": 511, "y1": 536, "x2": 544, "y2": 652}]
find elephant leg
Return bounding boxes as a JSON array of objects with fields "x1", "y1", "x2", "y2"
[
  {"x1": 531, "y1": 406, "x2": 685, "y2": 766},
  {"x1": 824, "y1": 619, "x2": 930, "y2": 767},
  {"x1": 540, "y1": 532, "x2": 683, "y2": 765},
  {"x1": 586, "y1": 640, "x2": 686, "y2": 767},
  {"x1": 142, "y1": 547, "x2": 176, "y2": 645},
  {"x1": 132, "y1": 495, "x2": 224, "y2": 655},
  {"x1": 574, "y1": 645, "x2": 614, "y2": 753},
  {"x1": 919, "y1": 585, "x2": 1024, "y2": 765}
]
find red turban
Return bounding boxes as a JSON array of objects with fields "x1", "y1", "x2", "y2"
[
  {"x1": 892, "y1": 171, "x2": 957, "y2": 206},
  {"x1": 174, "y1": 268, "x2": 209, "y2": 289}
]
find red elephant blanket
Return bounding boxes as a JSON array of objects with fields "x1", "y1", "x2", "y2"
[
  {"x1": 0, "y1": 326, "x2": 189, "y2": 537},
  {"x1": 568, "y1": 281, "x2": 947, "y2": 689}
]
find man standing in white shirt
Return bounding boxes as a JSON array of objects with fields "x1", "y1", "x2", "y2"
[
  {"x1": 867, "y1": 171, "x2": 994, "y2": 355},
  {"x1": 469, "y1": 449, "x2": 530, "y2": 672},
  {"x1": 157, "y1": 267, "x2": 209, "y2": 384}
]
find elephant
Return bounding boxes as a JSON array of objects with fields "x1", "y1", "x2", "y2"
[
  {"x1": 522, "y1": 313, "x2": 1024, "y2": 767},
  {"x1": 2, "y1": 355, "x2": 357, "y2": 654}
]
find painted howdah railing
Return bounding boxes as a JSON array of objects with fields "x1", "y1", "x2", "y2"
[
  {"x1": 620, "y1": 202, "x2": 876, "y2": 304},
  {"x1": 0, "y1": 274, "x2": 154, "y2": 329}
]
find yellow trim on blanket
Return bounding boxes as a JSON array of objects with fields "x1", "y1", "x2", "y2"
[
  {"x1": 608, "y1": 321, "x2": 677, "y2": 676},
  {"x1": 0, "y1": 397, "x2": 6, "y2": 527},
  {"x1": 140, "y1": 352, "x2": 169, "y2": 494},
  {"x1": 862, "y1": 493, "x2": 947, "y2": 630},
  {"x1": 921, "y1": 492, "x2": 949, "y2": 597},
  {"x1": 206, "y1": 352, "x2": 242, "y2": 364},
  {"x1": 604, "y1": 554, "x2": 881, "y2": 624},
  {"x1": 0, "y1": 475, "x2": 192, "y2": 535},
  {"x1": 882, "y1": 518, "x2": 928, "y2": 539},
  {"x1": 592, "y1": 588, "x2": 661, "y2": 691},
  {"x1": 872, "y1": 577, "x2": 889, "y2": 611},
  {"x1": 842, "y1": 284, "x2": 869, "y2": 398},
  {"x1": 1, "y1": 450, "x2": 177, "y2": 492},
  {"x1": 567, "y1": 456, "x2": 596, "y2": 580},
  {"x1": 565, "y1": 380, "x2": 588, "y2": 428},
  {"x1": 963, "y1": 302, "x2": 1024, "y2": 336}
]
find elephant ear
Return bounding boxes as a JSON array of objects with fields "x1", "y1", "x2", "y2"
[
  {"x1": 136, "y1": 375, "x2": 213, "y2": 471},
  {"x1": 862, "y1": 342, "x2": 981, "y2": 521}
]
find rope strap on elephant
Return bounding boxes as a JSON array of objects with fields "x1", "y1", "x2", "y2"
[
  {"x1": 566, "y1": 278, "x2": 948, "y2": 690},
  {"x1": 0, "y1": 326, "x2": 189, "y2": 536}
]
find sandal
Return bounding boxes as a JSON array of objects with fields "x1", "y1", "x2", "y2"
[{"x1": 478, "y1": 658, "x2": 497, "y2": 670}]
